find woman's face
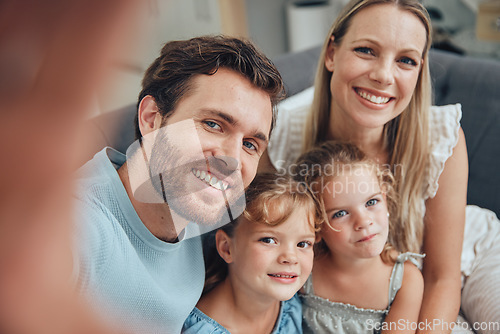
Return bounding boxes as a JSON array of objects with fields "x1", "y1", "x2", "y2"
[{"x1": 325, "y1": 4, "x2": 427, "y2": 130}]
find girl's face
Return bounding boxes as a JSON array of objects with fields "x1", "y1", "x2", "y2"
[
  {"x1": 225, "y1": 206, "x2": 315, "y2": 303},
  {"x1": 325, "y1": 4, "x2": 427, "y2": 130},
  {"x1": 321, "y1": 165, "x2": 389, "y2": 261}
]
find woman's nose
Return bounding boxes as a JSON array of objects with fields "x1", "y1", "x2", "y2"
[{"x1": 369, "y1": 58, "x2": 395, "y2": 86}]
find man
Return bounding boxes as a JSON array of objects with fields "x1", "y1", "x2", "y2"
[{"x1": 73, "y1": 36, "x2": 283, "y2": 333}]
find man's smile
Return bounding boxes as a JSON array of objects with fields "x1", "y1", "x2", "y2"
[{"x1": 191, "y1": 168, "x2": 229, "y2": 191}]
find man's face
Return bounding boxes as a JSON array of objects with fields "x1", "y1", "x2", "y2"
[{"x1": 144, "y1": 68, "x2": 273, "y2": 227}]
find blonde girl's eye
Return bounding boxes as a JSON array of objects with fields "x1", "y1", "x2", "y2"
[
  {"x1": 366, "y1": 198, "x2": 379, "y2": 207},
  {"x1": 297, "y1": 241, "x2": 313, "y2": 249},
  {"x1": 259, "y1": 237, "x2": 277, "y2": 245},
  {"x1": 332, "y1": 210, "x2": 347, "y2": 219}
]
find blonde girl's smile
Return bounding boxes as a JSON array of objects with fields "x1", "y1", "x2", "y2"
[{"x1": 226, "y1": 205, "x2": 316, "y2": 302}]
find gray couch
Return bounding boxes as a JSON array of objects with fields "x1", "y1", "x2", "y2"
[{"x1": 86, "y1": 47, "x2": 500, "y2": 218}]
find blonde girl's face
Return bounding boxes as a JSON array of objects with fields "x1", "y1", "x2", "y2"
[
  {"x1": 321, "y1": 165, "x2": 389, "y2": 261},
  {"x1": 325, "y1": 3, "x2": 427, "y2": 130},
  {"x1": 226, "y1": 206, "x2": 316, "y2": 303}
]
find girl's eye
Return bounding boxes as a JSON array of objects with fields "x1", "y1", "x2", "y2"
[
  {"x1": 259, "y1": 237, "x2": 277, "y2": 245},
  {"x1": 243, "y1": 140, "x2": 257, "y2": 151},
  {"x1": 399, "y1": 57, "x2": 417, "y2": 66},
  {"x1": 332, "y1": 210, "x2": 347, "y2": 219},
  {"x1": 297, "y1": 241, "x2": 313, "y2": 249},
  {"x1": 354, "y1": 47, "x2": 374, "y2": 55},
  {"x1": 204, "y1": 120, "x2": 221, "y2": 130},
  {"x1": 366, "y1": 198, "x2": 379, "y2": 207}
]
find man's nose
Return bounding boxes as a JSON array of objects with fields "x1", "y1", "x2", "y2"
[{"x1": 206, "y1": 138, "x2": 241, "y2": 174}]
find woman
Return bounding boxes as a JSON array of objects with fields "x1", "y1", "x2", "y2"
[{"x1": 263, "y1": 0, "x2": 500, "y2": 333}]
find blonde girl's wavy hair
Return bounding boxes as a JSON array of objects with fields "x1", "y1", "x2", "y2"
[
  {"x1": 202, "y1": 173, "x2": 324, "y2": 295},
  {"x1": 303, "y1": 0, "x2": 432, "y2": 253},
  {"x1": 293, "y1": 141, "x2": 399, "y2": 263}
]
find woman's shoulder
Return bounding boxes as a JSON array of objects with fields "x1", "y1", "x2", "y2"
[
  {"x1": 425, "y1": 104, "x2": 463, "y2": 199},
  {"x1": 268, "y1": 87, "x2": 315, "y2": 171}
]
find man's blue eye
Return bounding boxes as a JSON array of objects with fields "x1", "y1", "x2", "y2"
[
  {"x1": 204, "y1": 121, "x2": 220, "y2": 129},
  {"x1": 243, "y1": 141, "x2": 256, "y2": 151}
]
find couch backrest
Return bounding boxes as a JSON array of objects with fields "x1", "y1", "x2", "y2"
[{"x1": 86, "y1": 47, "x2": 500, "y2": 217}]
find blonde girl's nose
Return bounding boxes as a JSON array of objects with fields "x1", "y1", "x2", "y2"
[{"x1": 354, "y1": 216, "x2": 374, "y2": 231}]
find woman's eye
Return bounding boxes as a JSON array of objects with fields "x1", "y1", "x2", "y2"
[
  {"x1": 243, "y1": 140, "x2": 257, "y2": 151},
  {"x1": 399, "y1": 57, "x2": 417, "y2": 66},
  {"x1": 204, "y1": 120, "x2": 221, "y2": 130},
  {"x1": 297, "y1": 241, "x2": 313, "y2": 249},
  {"x1": 332, "y1": 210, "x2": 347, "y2": 219},
  {"x1": 259, "y1": 237, "x2": 277, "y2": 245},
  {"x1": 366, "y1": 198, "x2": 379, "y2": 207},
  {"x1": 354, "y1": 47, "x2": 373, "y2": 55}
]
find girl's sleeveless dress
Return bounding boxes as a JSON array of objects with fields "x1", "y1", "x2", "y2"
[{"x1": 301, "y1": 252, "x2": 424, "y2": 334}]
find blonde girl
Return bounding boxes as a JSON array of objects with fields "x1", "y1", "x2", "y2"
[
  {"x1": 182, "y1": 173, "x2": 323, "y2": 334},
  {"x1": 294, "y1": 141, "x2": 423, "y2": 334}
]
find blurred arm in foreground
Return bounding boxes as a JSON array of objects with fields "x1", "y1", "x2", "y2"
[{"x1": 0, "y1": 0, "x2": 143, "y2": 333}]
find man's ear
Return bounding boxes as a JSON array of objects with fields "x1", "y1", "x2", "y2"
[
  {"x1": 325, "y1": 35, "x2": 336, "y2": 72},
  {"x1": 138, "y1": 95, "x2": 163, "y2": 136},
  {"x1": 215, "y1": 229, "x2": 234, "y2": 264}
]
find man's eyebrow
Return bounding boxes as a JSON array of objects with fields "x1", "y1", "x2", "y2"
[{"x1": 202, "y1": 109, "x2": 268, "y2": 143}]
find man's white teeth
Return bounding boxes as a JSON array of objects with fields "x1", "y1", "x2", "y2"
[
  {"x1": 358, "y1": 90, "x2": 390, "y2": 104},
  {"x1": 192, "y1": 169, "x2": 229, "y2": 191}
]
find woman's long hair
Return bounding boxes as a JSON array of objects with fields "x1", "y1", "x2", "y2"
[{"x1": 303, "y1": 0, "x2": 432, "y2": 253}]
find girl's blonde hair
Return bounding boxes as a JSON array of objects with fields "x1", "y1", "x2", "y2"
[
  {"x1": 203, "y1": 173, "x2": 324, "y2": 294},
  {"x1": 293, "y1": 141, "x2": 398, "y2": 262},
  {"x1": 303, "y1": 0, "x2": 432, "y2": 253}
]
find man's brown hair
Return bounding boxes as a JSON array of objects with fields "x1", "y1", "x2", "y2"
[{"x1": 135, "y1": 35, "x2": 284, "y2": 139}]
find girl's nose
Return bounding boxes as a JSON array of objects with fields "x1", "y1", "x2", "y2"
[
  {"x1": 354, "y1": 215, "x2": 374, "y2": 231},
  {"x1": 278, "y1": 247, "x2": 298, "y2": 265}
]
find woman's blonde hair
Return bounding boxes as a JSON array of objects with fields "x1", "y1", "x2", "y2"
[
  {"x1": 293, "y1": 141, "x2": 398, "y2": 261},
  {"x1": 303, "y1": 0, "x2": 432, "y2": 253},
  {"x1": 203, "y1": 173, "x2": 324, "y2": 294}
]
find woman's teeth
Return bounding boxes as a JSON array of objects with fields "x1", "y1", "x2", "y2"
[
  {"x1": 192, "y1": 169, "x2": 229, "y2": 191},
  {"x1": 357, "y1": 90, "x2": 390, "y2": 104}
]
